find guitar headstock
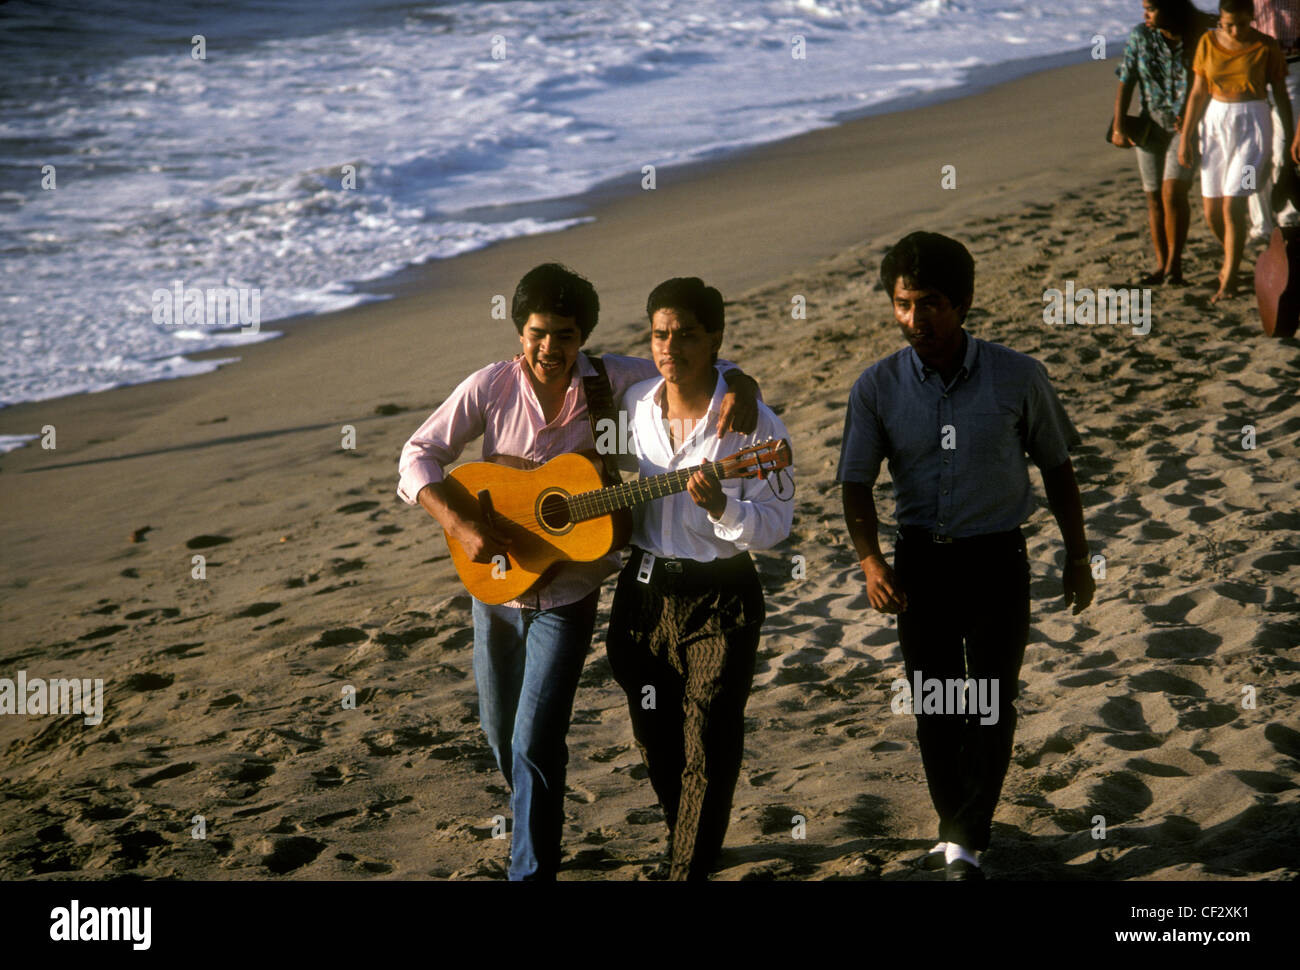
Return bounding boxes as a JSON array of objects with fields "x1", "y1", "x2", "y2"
[{"x1": 718, "y1": 438, "x2": 792, "y2": 480}]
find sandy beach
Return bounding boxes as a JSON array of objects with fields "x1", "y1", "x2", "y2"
[{"x1": 1, "y1": 56, "x2": 1297, "y2": 882}]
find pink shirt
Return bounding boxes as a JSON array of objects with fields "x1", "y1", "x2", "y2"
[
  {"x1": 1256, "y1": 1, "x2": 1300, "y2": 51},
  {"x1": 398, "y1": 352, "x2": 733, "y2": 609}
]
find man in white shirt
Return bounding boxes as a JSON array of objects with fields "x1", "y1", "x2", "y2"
[{"x1": 605, "y1": 277, "x2": 794, "y2": 881}]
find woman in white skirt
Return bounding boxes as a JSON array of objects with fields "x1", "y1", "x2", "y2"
[{"x1": 1179, "y1": 0, "x2": 1292, "y2": 303}]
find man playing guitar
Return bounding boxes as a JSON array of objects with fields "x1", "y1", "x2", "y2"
[{"x1": 396, "y1": 263, "x2": 760, "y2": 880}]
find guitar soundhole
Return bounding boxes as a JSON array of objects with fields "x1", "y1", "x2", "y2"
[{"x1": 536, "y1": 489, "x2": 573, "y2": 535}]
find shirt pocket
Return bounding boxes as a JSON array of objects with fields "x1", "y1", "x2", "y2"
[{"x1": 959, "y1": 407, "x2": 1022, "y2": 473}]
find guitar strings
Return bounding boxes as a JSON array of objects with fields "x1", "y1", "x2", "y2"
[{"x1": 567, "y1": 462, "x2": 719, "y2": 522}]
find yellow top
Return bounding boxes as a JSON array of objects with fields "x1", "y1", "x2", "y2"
[{"x1": 1193, "y1": 31, "x2": 1286, "y2": 101}]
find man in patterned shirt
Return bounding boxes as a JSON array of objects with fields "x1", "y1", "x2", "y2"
[{"x1": 1112, "y1": 1, "x2": 1210, "y2": 284}]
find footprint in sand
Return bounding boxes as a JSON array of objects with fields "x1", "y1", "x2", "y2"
[
  {"x1": 124, "y1": 672, "x2": 174, "y2": 691},
  {"x1": 77, "y1": 799, "x2": 133, "y2": 822},
  {"x1": 336, "y1": 501, "x2": 380, "y2": 514},
  {"x1": 79, "y1": 625, "x2": 127, "y2": 641},
  {"x1": 123, "y1": 607, "x2": 179, "y2": 621},
  {"x1": 1231, "y1": 770, "x2": 1296, "y2": 794},
  {"x1": 185, "y1": 535, "x2": 231, "y2": 549},
  {"x1": 1176, "y1": 703, "x2": 1238, "y2": 729},
  {"x1": 261, "y1": 836, "x2": 326, "y2": 874},
  {"x1": 312, "y1": 766, "x2": 345, "y2": 788},
  {"x1": 159, "y1": 642, "x2": 204, "y2": 658},
  {"x1": 314, "y1": 628, "x2": 367, "y2": 647},
  {"x1": 314, "y1": 809, "x2": 360, "y2": 827},
  {"x1": 205, "y1": 694, "x2": 241, "y2": 714},
  {"x1": 1264, "y1": 723, "x2": 1300, "y2": 759},
  {"x1": 232, "y1": 602, "x2": 280, "y2": 618},
  {"x1": 1057, "y1": 669, "x2": 1116, "y2": 688},
  {"x1": 625, "y1": 807, "x2": 663, "y2": 826},
  {"x1": 1127, "y1": 670, "x2": 1203, "y2": 697},
  {"x1": 362, "y1": 726, "x2": 446, "y2": 757},
  {"x1": 216, "y1": 759, "x2": 276, "y2": 793},
  {"x1": 1252, "y1": 550, "x2": 1300, "y2": 574},
  {"x1": 373, "y1": 626, "x2": 441, "y2": 649},
  {"x1": 1015, "y1": 734, "x2": 1075, "y2": 769},
  {"x1": 232, "y1": 802, "x2": 282, "y2": 820},
  {"x1": 1099, "y1": 695, "x2": 1149, "y2": 733},
  {"x1": 1145, "y1": 628, "x2": 1221, "y2": 659},
  {"x1": 361, "y1": 796, "x2": 413, "y2": 822},
  {"x1": 336, "y1": 851, "x2": 394, "y2": 874},
  {"x1": 114, "y1": 830, "x2": 168, "y2": 867},
  {"x1": 755, "y1": 805, "x2": 805, "y2": 835},
  {"x1": 1125, "y1": 758, "x2": 1190, "y2": 778},
  {"x1": 130, "y1": 762, "x2": 197, "y2": 788},
  {"x1": 1086, "y1": 773, "x2": 1153, "y2": 822}
]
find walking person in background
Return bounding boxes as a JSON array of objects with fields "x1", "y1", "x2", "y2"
[
  {"x1": 1248, "y1": 0, "x2": 1300, "y2": 238},
  {"x1": 1179, "y1": 0, "x2": 1294, "y2": 302},
  {"x1": 1113, "y1": 0, "x2": 1213, "y2": 285}
]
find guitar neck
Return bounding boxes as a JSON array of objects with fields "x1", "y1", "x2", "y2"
[{"x1": 568, "y1": 459, "x2": 724, "y2": 522}]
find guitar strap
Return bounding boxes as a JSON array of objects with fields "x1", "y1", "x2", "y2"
[{"x1": 582, "y1": 354, "x2": 623, "y2": 485}]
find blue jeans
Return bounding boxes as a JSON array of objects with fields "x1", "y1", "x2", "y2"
[{"x1": 472, "y1": 590, "x2": 598, "y2": 880}]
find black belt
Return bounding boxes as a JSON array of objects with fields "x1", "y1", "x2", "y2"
[
  {"x1": 629, "y1": 545, "x2": 752, "y2": 585},
  {"x1": 897, "y1": 526, "x2": 1023, "y2": 547}
]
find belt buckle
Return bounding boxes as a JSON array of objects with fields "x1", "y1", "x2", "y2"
[
  {"x1": 663, "y1": 560, "x2": 684, "y2": 574},
  {"x1": 931, "y1": 533, "x2": 954, "y2": 544}
]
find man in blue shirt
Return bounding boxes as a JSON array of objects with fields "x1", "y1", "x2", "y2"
[{"x1": 838, "y1": 232, "x2": 1094, "y2": 881}]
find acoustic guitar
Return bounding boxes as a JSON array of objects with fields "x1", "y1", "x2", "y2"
[
  {"x1": 1255, "y1": 159, "x2": 1300, "y2": 338},
  {"x1": 442, "y1": 439, "x2": 792, "y2": 604},
  {"x1": 1255, "y1": 227, "x2": 1300, "y2": 338}
]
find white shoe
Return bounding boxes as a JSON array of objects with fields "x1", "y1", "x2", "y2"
[
  {"x1": 919, "y1": 841, "x2": 948, "y2": 870},
  {"x1": 944, "y1": 842, "x2": 981, "y2": 867}
]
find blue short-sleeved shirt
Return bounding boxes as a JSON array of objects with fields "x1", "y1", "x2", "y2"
[
  {"x1": 1117, "y1": 23, "x2": 1192, "y2": 128},
  {"x1": 836, "y1": 334, "x2": 1079, "y2": 538}
]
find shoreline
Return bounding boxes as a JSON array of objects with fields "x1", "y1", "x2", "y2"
[{"x1": 5, "y1": 49, "x2": 1105, "y2": 430}]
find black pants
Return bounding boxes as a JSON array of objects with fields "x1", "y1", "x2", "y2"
[
  {"x1": 894, "y1": 529, "x2": 1030, "y2": 853},
  {"x1": 606, "y1": 548, "x2": 765, "y2": 880}
]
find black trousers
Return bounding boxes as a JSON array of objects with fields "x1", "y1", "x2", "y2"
[
  {"x1": 894, "y1": 528, "x2": 1030, "y2": 853},
  {"x1": 606, "y1": 548, "x2": 765, "y2": 880}
]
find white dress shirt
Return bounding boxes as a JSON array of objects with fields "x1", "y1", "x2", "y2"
[{"x1": 619, "y1": 373, "x2": 794, "y2": 560}]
